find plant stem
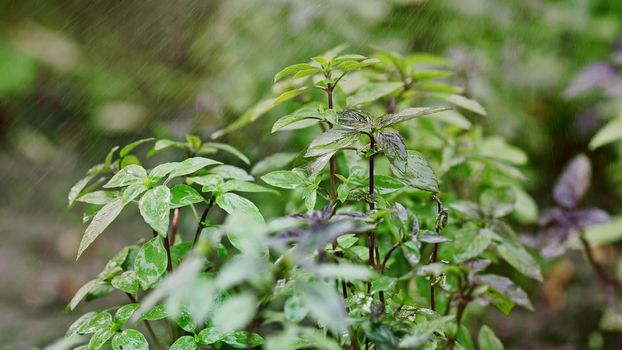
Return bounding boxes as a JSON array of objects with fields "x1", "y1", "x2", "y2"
[
  {"x1": 193, "y1": 197, "x2": 216, "y2": 246},
  {"x1": 580, "y1": 235, "x2": 620, "y2": 306},
  {"x1": 382, "y1": 242, "x2": 401, "y2": 272},
  {"x1": 430, "y1": 243, "x2": 439, "y2": 311},
  {"x1": 170, "y1": 208, "x2": 181, "y2": 245},
  {"x1": 162, "y1": 230, "x2": 173, "y2": 273},
  {"x1": 429, "y1": 195, "x2": 444, "y2": 311},
  {"x1": 125, "y1": 293, "x2": 164, "y2": 350},
  {"x1": 326, "y1": 85, "x2": 337, "y2": 201}
]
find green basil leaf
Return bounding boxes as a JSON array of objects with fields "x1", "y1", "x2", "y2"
[
  {"x1": 261, "y1": 170, "x2": 308, "y2": 189},
  {"x1": 347, "y1": 82, "x2": 403, "y2": 106},
  {"x1": 111, "y1": 271, "x2": 139, "y2": 295},
  {"x1": 216, "y1": 192, "x2": 264, "y2": 223},
  {"x1": 104, "y1": 165, "x2": 146, "y2": 188},
  {"x1": 170, "y1": 184, "x2": 204, "y2": 209},
  {"x1": 134, "y1": 237, "x2": 168, "y2": 290},
  {"x1": 170, "y1": 336, "x2": 199, "y2": 350},
  {"x1": 222, "y1": 331, "x2": 265, "y2": 348},
  {"x1": 112, "y1": 329, "x2": 148, "y2": 350},
  {"x1": 478, "y1": 325, "x2": 504, "y2": 350},
  {"x1": 77, "y1": 198, "x2": 125, "y2": 258},
  {"x1": 139, "y1": 186, "x2": 171, "y2": 237},
  {"x1": 114, "y1": 304, "x2": 140, "y2": 328}
]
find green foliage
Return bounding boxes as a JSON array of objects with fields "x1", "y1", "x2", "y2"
[{"x1": 58, "y1": 47, "x2": 546, "y2": 350}]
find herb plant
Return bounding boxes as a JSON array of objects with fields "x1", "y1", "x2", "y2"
[{"x1": 57, "y1": 46, "x2": 542, "y2": 350}]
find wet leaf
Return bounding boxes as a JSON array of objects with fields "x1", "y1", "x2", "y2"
[
  {"x1": 198, "y1": 327, "x2": 226, "y2": 344},
  {"x1": 170, "y1": 336, "x2": 199, "y2": 350},
  {"x1": 78, "y1": 198, "x2": 125, "y2": 258},
  {"x1": 114, "y1": 304, "x2": 139, "y2": 328},
  {"x1": 88, "y1": 327, "x2": 115, "y2": 350},
  {"x1": 139, "y1": 185, "x2": 171, "y2": 236},
  {"x1": 222, "y1": 331, "x2": 265, "y2": 348},
  {"x1": 77, "y1": 191, "x2": 119, "y2": 205},
  {"x1": 104, "y1": 165, "x2": 146, "y2": 188},
  {"x1": 112, "y1": 329, "x2": 148, "y2": 350},
  {"x1": 68, "y1": 279, "x2": 106, "y2": 311},
  {"x1": 170, "y1": 184, "x2": 204, "y2": 209},
  {"x1": 111, "y1": 271, "x2": 139, "y2": 295},
  {"x1": 134, "y1": 237, "x2": 168, "y2": 290}
]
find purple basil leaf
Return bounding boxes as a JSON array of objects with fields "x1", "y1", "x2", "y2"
[
  {"x1": 538, "y1": 207, "x2": 567, "y2": 227},
  {"x1": 573, "y1": 207, "x2": 610, "y2": 228},
  {"x1": 540, "y1": 226, "x2": 574, "y2": 259},
  {"x1": 553, "y1": 154, "x2": 591, "y2": 209},
  {"x1": 564, "y1": 63, "x2": 617, "y2": 98},
  {"x1": 338, "y1": 109, "x2": 373, "y2": 131},
  {"x1": 376, "y1": 130, "x2": 407, "y2": 164}
]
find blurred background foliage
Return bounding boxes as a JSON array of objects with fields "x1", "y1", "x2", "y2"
[{"x1": 1, "y1": 0, "x2": 622, "y2": 348}]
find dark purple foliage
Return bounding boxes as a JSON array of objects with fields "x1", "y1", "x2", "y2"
[{"x1": 539, "y1": 155, "x2": 610, "y2": 258}]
